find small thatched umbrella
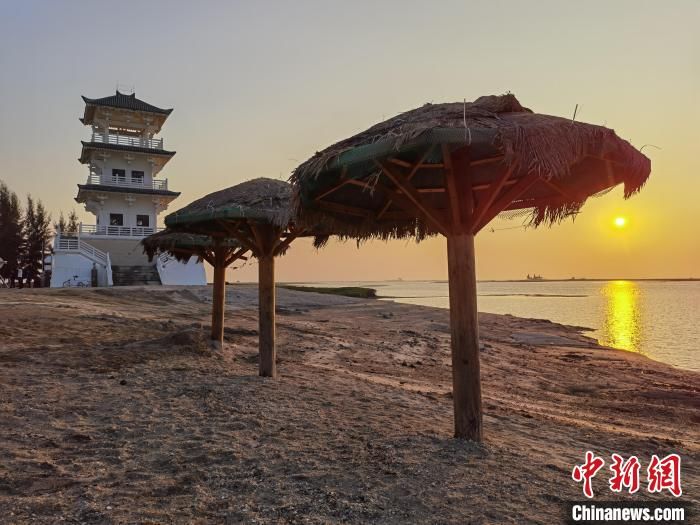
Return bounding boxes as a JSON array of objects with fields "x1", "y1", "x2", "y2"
[
  {"x1": 164, "y1": 178, "x2": 304, "y2": 377},
  {"x1": 142, "y1": 229, "x2": 249, "y2": 343},
  {"x1": 291, "y1": 94, "x2": 651, "y2": 440}
]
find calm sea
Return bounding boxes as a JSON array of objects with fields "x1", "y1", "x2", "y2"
[{"x1": 296, "y1": 280, "x2": 699, "y2": 371}]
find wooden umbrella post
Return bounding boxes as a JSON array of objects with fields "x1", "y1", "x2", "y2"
[
  {"x1": 446, "y1": 232, "x2": 482, "y2": 441},
  {"x1": 211, "y1": 246, "x2": 226, "y2": 346},
  {"x1": 443, "y1": 145, "x2": 483, "y2": 441},
  {"x1": 258, "y1": 251, "x2": 276, "y2": 377}
]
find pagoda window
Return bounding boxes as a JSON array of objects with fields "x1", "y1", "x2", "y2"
[
  {"x1": 109, "y1": 213, "x2": 124, "y2": 226},
  {"x1": 131, "y1": 171, "x2": 144, "y2": 184},
  {"x1": 112, "y1": 169, "x2": 126, "y2": 184},
  {"x1": 136, "y1": 215, "x2": 150, "y2": 227}
]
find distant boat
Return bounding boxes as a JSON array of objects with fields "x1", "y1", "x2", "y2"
[{"x1": 526, "y1": 274, "x2": 544, "y2": 281}]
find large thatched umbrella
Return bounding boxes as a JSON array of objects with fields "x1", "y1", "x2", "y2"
[
  {"x1": 142, "y1": 229, "x2": 249, "y2": 343},
  {"x1": 291, "y1": 94, "x2": 651, "y2": 440},
  {"x1": 164, "y1": 178, "x2": 303, "y2": 377}
]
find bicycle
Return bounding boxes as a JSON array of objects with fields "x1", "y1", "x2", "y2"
[{"x1": 62, "y1": 275, "x2": 89, "y2": 288}]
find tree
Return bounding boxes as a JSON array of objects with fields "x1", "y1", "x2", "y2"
[
  {"x1": 54, "y1": 208, "x2": 79, "y2": 236},
  {"x1": 67, "y1": 209, "x2": 79, "y2": 234},
  {"x1": 0, "y1": 181, "x2": 24, "y2": 283},
  {"x1": 54, "y1": 212, "x2": 67, "y2": 234},
  {"x1": 22, "y1": 195, "x2": 51, "y2": 286}
]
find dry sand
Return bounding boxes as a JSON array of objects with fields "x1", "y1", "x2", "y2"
[{"x1": 0, "y1": 285, "x2": 697, "y2": 524}]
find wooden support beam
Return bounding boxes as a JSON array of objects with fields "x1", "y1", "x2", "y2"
[
  {"x1": 378, "y1": 147, "x2": 434, "y2": 219},
  {"x1": 469, "y1": 155, "x2": 505, "y2": 167},
  {"x1": 542, "y1": 178, "x2": 578, "y2": 201},
  {"x1": 442, "y1": 144, "x2": 462, "y2": 231},
  {"x1": 211, "y1": 246, "x2": 226, "y2": 347},
  {"x1": 472, "y1": 172, "x2": 540, "y2": 233},
  {"x1": 272, "y1": 232, "x2": 299, "y2": 256},
  {"x1": 258, "y1": 251, "x2": 276, "y2": 377},
  {"x1": 224, "y1": 247, "x2": 249, "y2": 266},
  {"x1": 218, "y1": 221, "x2": 260, "y2": 255},
  {"x1": 446, "y1": 232, "x2": 482, "y2": 441},
  {"x1": 376, "y1": 160, "x2": 448, "y2": 235},
  {"x1": 314, "y1": 166, "x2": 350, "y2": 201},
  {"x1": 442, "y1": 145, "x2": 474, "y2": 233},
  {"x1": 318, "y1": 200, "x2": 374, "y2": 218},
  {"x1": 472, "y1": 179, "x2": 517, "y2": 192},
  {"x1": 388, "y1": 158, "x2": 444, "y2": 170},
  {"x1": 470, "y1": 161, "x2": 518, "y2": 232}
]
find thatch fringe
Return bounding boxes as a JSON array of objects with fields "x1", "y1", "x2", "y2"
[{"x1": 141, "y1": 230, "x2": 240, "y2": 263}]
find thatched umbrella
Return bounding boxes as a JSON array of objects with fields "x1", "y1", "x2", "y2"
[
  {"x1": 142, "y1": 229, "x2": 249, "y2": 343},
  {"x1": 142, "y1": 230, "x2": 246, "y2": 265},
  {"x1": 291, "y1": 94, "x2": 651, "y2": 441},
  {"x1": 164, "y1": 178, "x2": 303, "y2": 377}
]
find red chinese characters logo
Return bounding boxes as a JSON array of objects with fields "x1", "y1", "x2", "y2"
[
  {"x1": 609, "y1": 454, "x2": 641, "y2": 494},
  {"x1": 647, "y1": 454, "x2": 682, "y2": 497},
  {"x1": 572, "y1": 451, "x2": 606, "y2": 498},
  {"x1": 572, "y1": 452, "x2": 682, "y2": 498}
]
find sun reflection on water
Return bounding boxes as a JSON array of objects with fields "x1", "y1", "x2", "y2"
[{"x1": 600, "y1": 280, "x2": 643, "y2": 354}]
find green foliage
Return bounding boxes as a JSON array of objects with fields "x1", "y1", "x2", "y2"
[
  {"x1": 0, "y1": 181, "x2": 52, "y2": 285},
  {"x1": 67, "y1": 210, "x2": 79, "y2": 233},
  {"x1": 0, "y1": 181, "x2": 24, "y2": 280},
  {"x1": 54, "y1": 212, "x2": 67, "y2": 234},
  {"x1": 53, "y1": 209, "x2": 78, "y2": 234},
  {"x1": 280, "y1": 285, "x2": 377, "y2": 299},
  {"x1": 22, "y1": 195, "x2": 52, "y2": 283}
]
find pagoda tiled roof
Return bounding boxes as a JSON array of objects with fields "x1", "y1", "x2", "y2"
[{"x1": 82, "y1": 91, "x2": 173, "y2": 115}]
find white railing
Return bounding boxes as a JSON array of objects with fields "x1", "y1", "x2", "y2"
[
  {"x1": 91, "y1": 132, "x2": 164, "y2": 150},
  {"x1": 79, "y1": 223, "x2": 165, "y2": 238},
  {"x1": 86, "y1": 174, "x2": 168, "y2": 190},
  {"x1": 55, "y1": 236, "x2": 109, "y2": 266}
]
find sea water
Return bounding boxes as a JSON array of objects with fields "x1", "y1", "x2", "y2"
[{"x1": 297, "y1": 280, "x2": 699, "y2": 371}]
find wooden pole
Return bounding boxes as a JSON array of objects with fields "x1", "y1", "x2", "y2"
[
  {"x1": 258, "y1": 252, "x2": 276, "y2": 377},
  {"x1": 446, "y1": 232, "x2": 482, "y2": 441},
  {"x1": 443, "y1": 146, "x2": 483, "y2": 440},
  {"x1": 211, "y1": 247, "x2": 226, "y2": 346}
]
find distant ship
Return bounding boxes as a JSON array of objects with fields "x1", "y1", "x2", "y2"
[{"x1": 526, "y1": 274, "x2": 544, "y2": 281}]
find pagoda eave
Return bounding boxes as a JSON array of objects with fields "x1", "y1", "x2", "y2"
[
  {"x1": 76, "y1": 184, "x2": 180, "y2": 202},
  {"x1": 79, "y1": 142, "x2": 176, "y2": 164}
]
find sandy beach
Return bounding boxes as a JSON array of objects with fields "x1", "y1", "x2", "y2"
[{"x1": 0, "y1": 285, "x2": 697, "y2": 524}]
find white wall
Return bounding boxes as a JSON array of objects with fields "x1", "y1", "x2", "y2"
[
  {"x1": 93, "y1": 193, "x2": 159, "y2": 229},
  {"x1": 157, "y1": 255, "x2": 206, "y2": 286},
  {"x1": 50, "y1": 253, "x2": 107, "y2": 287},
  {"x1": 96, "y1": 154, "x2": 155, "y2": 184}
]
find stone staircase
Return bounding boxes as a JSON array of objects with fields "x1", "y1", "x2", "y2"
[{"x1": 111, "y1": 265, "x2": 162, "y2": 286}]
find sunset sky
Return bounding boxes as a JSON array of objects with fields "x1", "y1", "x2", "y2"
[{"x1": 1, "y1": 1, "x2": 697, "y2": 281}]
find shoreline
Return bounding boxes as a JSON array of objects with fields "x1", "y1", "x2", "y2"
[{"x1": 0, "y1": 285, "x2": 697, "y2": 523}]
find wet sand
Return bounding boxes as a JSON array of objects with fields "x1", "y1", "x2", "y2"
[{"x1": 0, "y1": 285, "x2": 697, "y2": 524}]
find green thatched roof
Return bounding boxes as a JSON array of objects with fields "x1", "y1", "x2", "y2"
[
  {"x1": 290, "y1": 94, "x2": 651, "y2": 241},
  {"x1": 165, "y1": 178, "x2": 292, "y2": 230}
]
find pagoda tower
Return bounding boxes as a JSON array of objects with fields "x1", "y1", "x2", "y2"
[{"x1": 50, "y1": 91, "x2": 205, "y2": 287}]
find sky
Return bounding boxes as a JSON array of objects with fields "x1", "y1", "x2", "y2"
[{"x1": 0, "y1": 0, "x2": 698, "y2": 282}]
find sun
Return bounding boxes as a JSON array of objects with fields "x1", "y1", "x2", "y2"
[{"x1": 614, "y1": 216, "x2": 627, "y2": 228}]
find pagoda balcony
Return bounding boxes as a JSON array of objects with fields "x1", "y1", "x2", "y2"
[
  {"x1": 90, "y1": 131, "x2": 164, "y2": 150},
  {"x1": 86, "y1": 174, "x2": 169, "y2": 191},
  {"x1": 75, "y1": 224, "x2": 166, "y2": 238}
]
